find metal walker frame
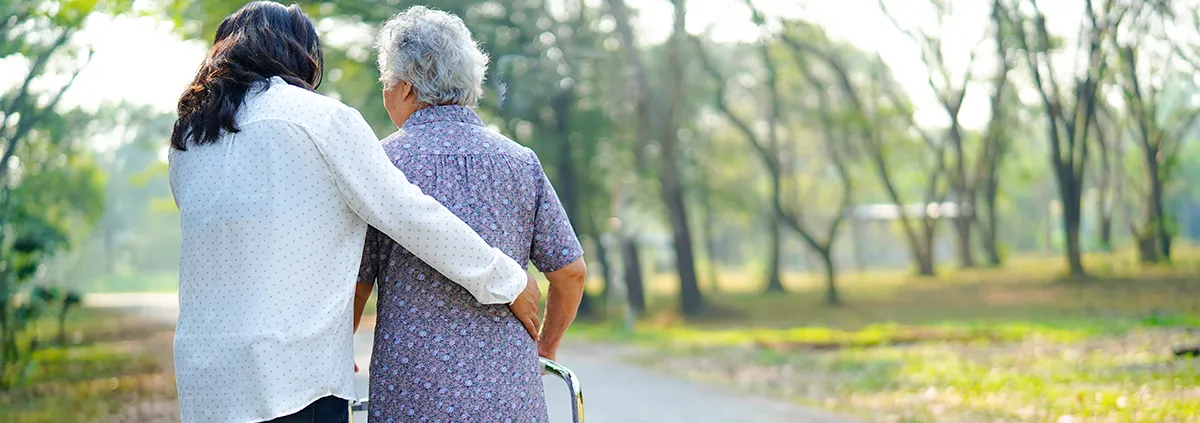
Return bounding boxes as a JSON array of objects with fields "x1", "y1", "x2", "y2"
[{"x1": 349, "y1": 357, "x2": 584, "y2": 422}]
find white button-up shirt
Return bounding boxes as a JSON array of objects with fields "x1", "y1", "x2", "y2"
[{"x1": 168, "y1": 77, "x2": 527, "y2": 423}]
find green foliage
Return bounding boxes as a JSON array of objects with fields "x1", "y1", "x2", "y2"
[
  {"x1": 0, "y1": 143, "x2": 107, "y2": 388},
  {"x1": 1, "y1": 0, "x2": 123, "y2": 391},
  {"x1": 48, "y1": 105, "x2": 181, "y2": 291},
  {"x1": 0, "y1": 309, "x2": 175, "y2": 423},
  {"x1": 573, "y1": 252, "x2": 1200, "y2": 421}
]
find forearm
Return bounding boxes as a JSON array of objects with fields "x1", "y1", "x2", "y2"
[
  {"x1": 538, "y1": 259, "x2": 586, "y2": 359},
  {"x1": 344, "y1": 171, "x2": 524, "y2": 304},
  {"x1": 353, "y1": 282, "x2": 373, "y2": 333}
]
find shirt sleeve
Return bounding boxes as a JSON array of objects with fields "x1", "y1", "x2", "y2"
[
  {"x1": 529, "y1": 159, "x2": 585, "y2": 272},
  {"x1": 357, "y1": 226, "x2": 387, "y2": 286},
  {"x1": 313, "y1": 105, "x2": 526, "y2": 304}
]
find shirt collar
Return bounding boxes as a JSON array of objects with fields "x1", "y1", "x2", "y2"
[{"x1": 402, "y1": 105, "x2": 485, "y2": 128}]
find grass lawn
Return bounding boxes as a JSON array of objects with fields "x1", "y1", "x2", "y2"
[
  {"x1": 567, "y1": 249, "x2": 1200, "y2": 422},
  {"x1": 0, "y1": 308, "x2": 178, "y2": 423}
]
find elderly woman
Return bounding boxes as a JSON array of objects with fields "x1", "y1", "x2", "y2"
[{"x1": 351, "y1": 6, "x2": 587, "y2": 422}]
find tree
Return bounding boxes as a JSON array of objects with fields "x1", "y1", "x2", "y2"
[
  {"x1": 477, "y1": 0, "x2": 621, "y2": 317},
  {"x1": 693, "y1": 12, "x2": 855, "y2": 304},
  {"x1": 879, "y1": 0, "x2": 984, "y2": 269},
  {"x1": 1110, "y1": 1, "x2": 1197, "y2": 263},
  {"x1": 0, "y1": 111, "x2": 106, "y2": 387},
  {"x1": 691, "y1": 9, "x2": 786, "y2": 294},
  {"x1": 1002, "y1": 0, "x2": 1119, "y2": 276},
  {"x1": 1088, "y1": 102, "x2": 1123, "y2": 252},
  {"x1": 1, "y1": 1, "x2": 125, "y2": 179},
  {"x1": 976, "y1": 0, "x2": 1019, "y2": 266},
  {"x1": 606, "y1": 0, "x2": 707, "y2": 315},
  {"x1": 780, "y1": 23, "x2": 943, "y2": 277},
  {"x1": 662, "y1": 0, "x2": 705, "y2": 315},
  {"x1": 1, "y1": 0, "x2": 122, "y2": 388}
]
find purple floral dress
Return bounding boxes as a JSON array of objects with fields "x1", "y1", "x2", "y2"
[{"x1": 358, "y1": 105, "x2": 583, "y2": 423}]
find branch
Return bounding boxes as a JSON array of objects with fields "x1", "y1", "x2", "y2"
[
  {"x1": 1, "y1": 28, "x2": 74, "y2": 138},
  {"x1": 603, "y1": 0, "x2": 654, "y2": 170},
  {"x1": 779, "y1": 28, "x2": 927, "y2": 252},
  {"x1": 0, "y1": 46, "x2": 93, "y2": 180},
  {"x1": 1011, "y1": 0, "x2": 1070, "y2": 170},
  {"x1": 973, "y1": 0, "x2": 1013, "y2": 193},
  {"x1": 691, "y1": 36, "x2": 776, "y2": 173},
  {"x1": 792, "y1": 42, "x2": 856, "y2": 249}
]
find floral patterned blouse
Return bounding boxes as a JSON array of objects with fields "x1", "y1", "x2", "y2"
[{"x1": 358, "y1": 105, "x2": 583, "y2": 422}]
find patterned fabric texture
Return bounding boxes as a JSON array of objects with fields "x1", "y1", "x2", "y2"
[{"x1": 359, "y1": 105, "x2": 584, "y2": 423}]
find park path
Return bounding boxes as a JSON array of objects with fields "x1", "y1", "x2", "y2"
[{"x1": 88, "y1": 293, "x2": 855, "y2": 423}]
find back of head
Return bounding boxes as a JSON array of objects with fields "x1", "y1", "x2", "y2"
[
  {"x1": 170, "y1": 1, "x2": 323, "y2": 151},
  {"x1": 374, "y1": 6, "x2": 489, "y2": 108}
]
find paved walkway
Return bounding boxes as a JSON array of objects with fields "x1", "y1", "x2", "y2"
[
  {"x1": 352, "y1": 322, "x2": 852, "y2": 423},
  {"x1": 90, "y1": 293, "x2": 855, "y2": 423}
]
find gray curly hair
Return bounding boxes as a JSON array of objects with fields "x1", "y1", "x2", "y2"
[{"x1": 374, "y1": 6, "x2": 488, "y2": 107}]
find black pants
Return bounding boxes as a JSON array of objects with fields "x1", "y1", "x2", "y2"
[{"x1": 266, "y1": 396, "x2": 349, "y2": 423}]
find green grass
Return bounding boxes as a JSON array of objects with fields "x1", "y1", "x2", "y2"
[
  {"x1": 0, "y1": 309, "x2": 177, "y2": 423},
  {"x1": 566, "y1": 248, "x2": 1200, "y2": 422}
]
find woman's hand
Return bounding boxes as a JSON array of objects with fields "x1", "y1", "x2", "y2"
[{"x1": 508, "y1": 271, "x2": 542, "y2": 341}]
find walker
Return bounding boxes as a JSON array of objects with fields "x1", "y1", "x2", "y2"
[{"x1": 350, "y1": 356, "x2": 584, "y2": 422}]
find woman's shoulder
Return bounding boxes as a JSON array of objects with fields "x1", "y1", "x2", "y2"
[
  {"x1": 385, "y1": 125, "x2": 541, "y2": 164},
  {"x1": 241, "y1": 77, "x2": 359, "y2": 128}
]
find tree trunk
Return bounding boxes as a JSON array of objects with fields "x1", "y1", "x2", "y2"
[
  {"x1": 1096, "y1": 162, "x2": 1113, "y2": 253},
  {"x1": 949, "y1": 123, "x2": 976, "y2": 269},
  {"x1": 914, "y1": 215, "x2": 938, "y2": 276},
  {"x1": 576, "y1": 289, "x2": 595, "y2": 318},
  {"x1": 663, "y1": 175, "x2": 705, "y2": 315},
  {"x1": 1151, "y1": 160, "x2": 1171, "y2": 262},
  {"x1": 1094, "y1": 118, "x2": 1115, "y2": 252},
  {"x1": 1134, "y1": 152, "x2": 1165, "y2": 263},
  {"x1": 979, "y1": 136, "x2": 1003, "y2": 267},
  {"x1": 981, "y1": 177, "x2": 1002, "y2": 267},
  {"x1": 663, "y1": 0, "x2": 705, "y2": 317},
  {"x1": 819, "y1": 247, "x2": 840, "y2": 306},
  {"x1": 765, "y1": 210, "x2": 784, "y2": 293},
  {"x1": 56, "y1": 309, "x2": 68, "y2": 345},
  {"x1": 588, "y1": 215, "x2": 613, "y2": 297},
  {"x1": 553, "y1": 92, "x2": 579, "y2": 230},
  {"x1": 619, "y1": 236, "x2": 645, "y2": 314},
  {"x1": 1159, "y1": 208, "x2": 1171, "y2": 260},
  {"x1": 1099, "y1": 212, "x2": 1113, "y2": 252},
  {"x1": 1096, "y1": 165, "x2": 1113, "y2": 253},
  {"x1": 1060, "y1": 174, "x2": 1086, "y2": 276},
  {"x1": 575, "y1": 218, "x2": 611, "y2": 319},
  {"x1": 1066, "y1": 221, "x2": 1085, "y2": 275},
  {"x1": 917, "y1": 242, "x2": 936, "y2": 276},
  {"x1": 953, "y1": 213, "x2": 975, "y2": 269},
  {"x1": 700, "y1": 185, "x2": 721, "y2": 293},
  {"x1": 549, "y1": 92, "x2": 594, "y2": 315}
]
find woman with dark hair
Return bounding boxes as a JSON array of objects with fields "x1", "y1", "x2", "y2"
[{"x1": 168, "y1": 2, "x2": 541, "y2": 422}]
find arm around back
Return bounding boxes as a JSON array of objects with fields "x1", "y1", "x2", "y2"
[{"x1": 312, "y1": 104, "x2": 525, "y2": 304}]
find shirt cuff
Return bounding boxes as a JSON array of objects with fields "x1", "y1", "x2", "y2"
[{"x1": 478, "y1": 247, "x2": 526, "y2": 305}]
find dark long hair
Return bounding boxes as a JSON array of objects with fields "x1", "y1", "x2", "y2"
[{"x1": 170, "y1": 1, "x2": 323, "y2": 151}]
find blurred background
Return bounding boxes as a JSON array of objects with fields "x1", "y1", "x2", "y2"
[{"x1": 2, "y1": 0, "x2": 1199, "y2": 422}]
